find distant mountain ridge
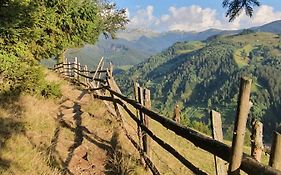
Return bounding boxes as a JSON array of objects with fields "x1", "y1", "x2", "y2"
[{"x1": 65, "y1": 20, "x2": 281, "y2": 68}]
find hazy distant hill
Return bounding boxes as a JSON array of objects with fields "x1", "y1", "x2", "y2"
[
  {"x1": 64, "y1": 29, "x2": 224, "y2": 68},
  {"x1": 116, "y1": 31, "x2": 281, "y2": 141},
  {"x1": 251, "y1": 20, "x2": 281, "y2": 33},
  {"x1": 64, "y1": 20, "x2": 281, "y2": 70}
]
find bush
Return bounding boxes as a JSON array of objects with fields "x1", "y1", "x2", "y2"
[
  {"x1": 190, "y1": 121, "x2": 212, "y2": 135},
  {"x1": 0, "y1": 52, "x2": 61, "y2": 98},
  {"x1": 40, "y1": 83, "x2": 62, "y2": 98}
]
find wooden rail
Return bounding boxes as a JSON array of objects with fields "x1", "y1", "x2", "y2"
[{"x1": 54, "y1": 57, "x2": 281, "y2": 175}]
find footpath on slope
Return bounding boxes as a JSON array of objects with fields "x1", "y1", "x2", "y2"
[
  {"x1": 0, "y1": 70, "x2": 146, "y2": 175},
  {"x1": 46, "y1": 71, "x2": 145, "y2": 175}
]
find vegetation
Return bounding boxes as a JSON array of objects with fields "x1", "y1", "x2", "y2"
[
  {"x1": 223, "y1": 0, "x2": 260, "y2": 21},
  {"x1": 0, "y1": 0, "x2": 128, "y2": 98},
  {"x1": 117, "y1": 32, "x2": 281, "y2": 142}
]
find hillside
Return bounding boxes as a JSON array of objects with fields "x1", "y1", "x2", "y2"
[
  {"x1": 0, "y1": 70, "x2": 148, "y2": 175},
  {"x1": 116, "y1": 32, "x2": 281, "y2": 142}
]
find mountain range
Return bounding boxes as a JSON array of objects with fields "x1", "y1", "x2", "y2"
[{"x1": 65, "y1": 20, "x2": 281, "y2": 69}]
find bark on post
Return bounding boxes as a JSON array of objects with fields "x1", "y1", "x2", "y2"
[
  {"x1": 210, "y1": 110, "x2": 227, "y2": 175},
  {"x1": 269, "y1": 132, "x2": 281, "y2": 170},
  {"x1": 251, "y1": 120, "x2": 263, "y2": 162},
  {"x1": 143, "y1": 88, "x2": 151, "y2": 162},
  {"x1": 228, "y1": 77, "x2": 252, "y2": 175},
  {"x1": 74, "y1": 57, "x2": 78, "y2": 80}
]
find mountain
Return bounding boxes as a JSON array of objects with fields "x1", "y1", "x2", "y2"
[
  {"x1": 64, "y1": 29, "x2": 225, "y2": 69},
  {"x1": 64, "y1": 20, "x2": 281, "y2": 70},
  {"x1": 116, "y1": 31, "x2": 281, "y2": 142},
  {"x1": 251, "y1": 20, "x2": 281, "y2": 33}
]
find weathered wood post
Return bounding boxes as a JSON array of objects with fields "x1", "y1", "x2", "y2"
[
  {"x1": 77, "y1": 62, "x2": 81, "y2": 82},
  {"x1": 109, "y1": 61, "x2": 113, "y2": 78},
  {"x1": 251, "y1": 120, "x2": 263, "y2": 162},
  {"x1": 143, "y1": 88, "x2": 152, "y2": 165},
  {"x1": 84, "y1": 65, "x2": 88, "y2": 85},
  {"x1": 133, "y1": 82, "x2": 143, "y2": 162},
  {"x1": 137, "y1": 85, "x2": 146, "y2": 165},
  {"x1": 173, "y1": 105, "x2": 181, "y2": 123},
  {"x1": 97, "y1": 61, "x2": 104, "y2": 88},
  {"x1": 91, "y1": 57, "x2": 104, "y2": 88},
  {"x1": 63, "y1": 58, "x2": 68, "y2": 76},
  {"x1": 74, "y1": 57, "x2": 78, "y2": 80},
  {"x1": 269, "y1": 131, "x2": 281, "y2": 170},
  {"x1": 67, "y1": 61, "x2": 71, "y2": 78},
  {"x1": 210, "y1": 110, "x2": 227, "y2": 175},
  {"x1": 228, "y1": 77, "x2": 252, "y2": 175}
]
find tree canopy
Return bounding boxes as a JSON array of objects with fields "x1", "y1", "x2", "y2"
[
  {"x1": 0, "y1": 0, "x2": 128, "y2": 96},
  {"x1": 0, "y1": 0, "x2": 128, "y2": 60}
]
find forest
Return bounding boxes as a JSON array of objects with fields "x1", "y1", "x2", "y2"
[{"x1": 116, "y1": 31, "x2": 281, "y2": 142}]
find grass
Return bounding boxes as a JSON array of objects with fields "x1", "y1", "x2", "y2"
[
  {"x1": 118, "y1": 100, "x2": 271, "y2": 175},
  {"x1": 175, "y1": 41, "x2": 205, "y2": 55},
  {"x1": 0, "y1": 70, "x2": 146, "y2": 175},
  {"x1": 0, "y1": 95, "x2": 62, "y2": 175},
  {"x1": 233, "y1": 44, "x2": 254, "y2": 68}
]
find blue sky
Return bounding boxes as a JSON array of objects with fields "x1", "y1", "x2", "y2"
[{"x1": 112, "y1": 0, "x2": 281, "y2": 32}]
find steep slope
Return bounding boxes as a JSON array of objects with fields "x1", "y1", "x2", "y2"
[
  {"x1": 0, "y1": 70, "x2": 146, "y2": 175},
  {"x1": 117, "y1": 32, "x2": 281, "y2": 141}
]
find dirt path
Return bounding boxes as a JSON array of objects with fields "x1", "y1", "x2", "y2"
[{"x1": 49, "y1": 83, "x2": 121, "y2": 175}]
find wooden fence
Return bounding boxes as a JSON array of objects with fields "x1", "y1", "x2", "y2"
[{"x1": 54, "y1": 57, "x2": 281, "y2": 175}]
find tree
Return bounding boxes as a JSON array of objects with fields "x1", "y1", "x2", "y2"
[
  {"x1": 0, "y1": 0, "x2": 128, "y2": 96},
  {"x1": 223, "y1": 0, "x2": 260, "y2": 22},
  {"x1": 0, "y1": 0, "x2": 128, "y2": 60}
]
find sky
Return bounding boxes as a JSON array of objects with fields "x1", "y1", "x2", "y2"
[{"x1": 112, "y1": 0, "x2": 281, "y2": 32}]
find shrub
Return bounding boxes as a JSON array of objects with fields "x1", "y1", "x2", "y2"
[{"x1": 0, "y1": 52, "x2": 61, "y2": 98}]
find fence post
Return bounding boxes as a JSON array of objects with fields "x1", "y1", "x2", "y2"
[
  {"x1": 91, "y1": 57, "x2": 104, "y2": 88},
  {"x1": 228, "y1": 77, "x2": 252, "y2": 175},
  {"x1": 136, "y1": 85, "x2": 147, "y2": 166},
  {"x1": 109, "y1": 61, "x2": 113, "y2": 78},
  {"x1": 84, "y1": 65, "x2": 88, "y2": 85},
  {"x1": 63, "y1": 58, "x2": 68, "y2": 76},
  {"x1": 269, "y1": 131, "x2": 281, "y2": 170},
  {"x1": 173, "y1": 105, "x2": 181, "y2": 123},
  {"x1": 74, "y1": 57, "x2": 78, "y2": 80},
  {"x1": 251, "y1": 120, "x2": 263, "y2": 162},
  {"x1": 67, "y1": 61, "x2": 70, "y2": 78},
  {"x1": 143, "y1": 88, "x2": 151, "y2": 166},
  {"x1": 210, "y1": 110, "x2": 227, "y2": 175},
  {"x1": 97, "y1": 61, "x2": 104, "y2": 88},
  {"x1": 78, "y1": 62, "x2": 81, "y2": 82}
]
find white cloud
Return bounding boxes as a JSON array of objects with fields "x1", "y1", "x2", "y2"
[
  {"x1": 128, "y1": 5, "x2": 160, "y2": 29},
  {"x1": 250, "y1": 5, "x2": 281, "y2": 25},
  {"x1": 127, "y1": 5, "x2": 281, "y2": 32},
  {"x1": 161, "y1": 5, "x2": 222, "y2": 31}
]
